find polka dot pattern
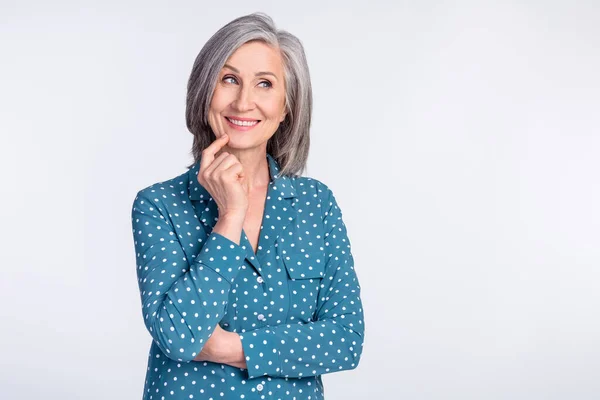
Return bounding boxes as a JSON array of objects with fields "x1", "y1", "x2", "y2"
[{"x1": 131, "y1": 153, "x2": 365, "y2": 399}]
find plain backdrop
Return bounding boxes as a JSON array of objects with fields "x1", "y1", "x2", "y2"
[{"x1": 1, "y1": 1, "x2": 599, "y2": 399}]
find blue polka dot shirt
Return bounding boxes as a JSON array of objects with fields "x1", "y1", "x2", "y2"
[{"x1": 130, "y1": 153, "x2": 365, "y2": 399}]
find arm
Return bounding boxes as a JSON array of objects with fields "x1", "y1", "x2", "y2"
[
  {"x1": 131, "y1": 190, "x2": 246, "y2": 362},
  {"x1": 238, "y1": 185, "x2": 365, "y2": 379}
]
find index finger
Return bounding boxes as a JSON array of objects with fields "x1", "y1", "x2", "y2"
[{"x1": 200, "y1": 134, "x2": 229, "y2": 170}]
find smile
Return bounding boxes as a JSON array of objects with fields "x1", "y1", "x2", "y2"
[{"x1": 225, "y1": 117, "x2": 260, "y2": 127}]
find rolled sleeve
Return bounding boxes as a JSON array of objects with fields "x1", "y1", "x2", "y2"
[
  {"x1": 194, "y1": 231, "x2": 246, "y2": 284},
  {"x1": 239, "y1": 328, "x2": 283, "y2": 379}
]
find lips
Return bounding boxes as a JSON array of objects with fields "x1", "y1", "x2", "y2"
[
  {"x1": 224, "y1": 116, "x2": 262, "y2": 131},
  {"x1": 225, "y1": 116, "x2": 260, "y2": 122},
  {"x1": 225, "y1": 117, "x2": 260, "y2": 127}
]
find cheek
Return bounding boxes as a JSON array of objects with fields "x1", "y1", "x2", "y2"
[
  {"x1": 209, "y1": 89, "x2": 229, "y2": 114},
  {"x1": 263, "y1": 97, "x2": 286, "y2": 120}
]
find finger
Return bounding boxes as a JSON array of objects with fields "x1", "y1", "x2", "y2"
[
  {"x1": 204, "y1": 151, "x2": 231, "y2": 178},
  {"x1": 213, "y1": 155, "x2": 241, "y2": 179},
  {"x1": 206, "y1": 151, "x2": 242, "y2": 179},
  {"x1": 200, "y1": 134, "x2": 229, "y2": 172},
  {"x1": 221, "y1": 162, "x2": 244, "y2": 182}
]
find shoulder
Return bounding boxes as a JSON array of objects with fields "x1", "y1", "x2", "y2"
[
  {"x1": 291, "y1": 175, "x2": 331, "y2": 198},
  {"x1": 291, "y1": 175, "x2": 340, "y2": 215},
  {"x1": 132, "y1": 169, "x2": 190, "y2": 213}
]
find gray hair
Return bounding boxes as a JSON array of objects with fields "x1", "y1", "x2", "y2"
[{"x1": 185, "y1": 12, "x2": 312, "y2": 177}]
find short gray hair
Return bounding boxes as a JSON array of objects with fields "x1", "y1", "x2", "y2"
[{"x1": 185, "y1": 12, "x2": 312, "y2": 177}]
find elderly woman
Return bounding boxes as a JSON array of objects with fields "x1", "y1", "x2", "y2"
[{"x1": 131, "y1": 12, "x2": 365, "y2": 400}]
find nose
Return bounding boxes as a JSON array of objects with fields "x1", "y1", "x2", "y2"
[{"x1": 232, "y1": 85, "x2": 255, "y2": 112}]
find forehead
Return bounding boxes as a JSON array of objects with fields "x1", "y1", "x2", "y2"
[{"x1": 225, "y1": 41, "x2": 284, "y2": 75}]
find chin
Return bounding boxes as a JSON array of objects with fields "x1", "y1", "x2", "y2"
[{"x1": 224, "y1": 134, "x2": 264, "y2": 149}]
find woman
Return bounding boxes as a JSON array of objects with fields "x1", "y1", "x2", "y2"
[{"x1": 131, "y1": 12, "x2": 365, "y2": 400}]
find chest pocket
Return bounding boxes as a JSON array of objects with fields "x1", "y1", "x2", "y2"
[{"x1": 278, "y1": 243, "x2": 326, "y2": 323}]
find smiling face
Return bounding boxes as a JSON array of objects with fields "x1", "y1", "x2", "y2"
[{"x1": 208, "y1": 40, "x2": 287, "y2": 151}]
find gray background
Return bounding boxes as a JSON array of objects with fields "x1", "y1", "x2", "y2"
[{"x1": 1, "y1": 1, "x2": 599, "y2": 399}]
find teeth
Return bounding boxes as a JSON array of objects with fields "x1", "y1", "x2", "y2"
[{"x1": 228, "y1": 118, "x2": 259, "y2": 127}]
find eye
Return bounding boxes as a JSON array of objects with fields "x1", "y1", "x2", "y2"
[
  {"x1": 222, "y1": 75, "x2": 238, "y2": 84},
  {"x1": 258, "y1": 80, "x2": 272, "y2": 88}
]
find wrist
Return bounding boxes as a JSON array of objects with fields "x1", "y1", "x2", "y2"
[
  {"x1": 212, "y1": 213, "x2": 245, "y2": 245},
  {"x1": 219, "y1": 211, "x2": 246, "y2": 223}
]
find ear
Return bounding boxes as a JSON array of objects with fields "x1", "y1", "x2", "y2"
[{"x1": 280, "y1": 104, "x2": 288, "y2": 123}]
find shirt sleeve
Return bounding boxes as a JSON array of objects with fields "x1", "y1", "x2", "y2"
[
  {"x1": 131, "y1": 189, "x2": 246, "y2": 362},
  {"x1": 239, "y1": 184, "x2": 365, "y2": 379}
]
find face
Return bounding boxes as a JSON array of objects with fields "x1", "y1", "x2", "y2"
[{"x1": 208, "y1": 40, "x2": 287, "y2": 151}]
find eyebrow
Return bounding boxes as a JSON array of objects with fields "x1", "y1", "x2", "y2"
[{"x1": 223, "y1": 64, "x2": 279, "y2": 81}]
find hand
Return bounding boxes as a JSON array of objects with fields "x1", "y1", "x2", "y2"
[
  {"x1": 194, "y1": 324, "x2": 247, "y2": 369},
  {"x1": 197, "y1": 134, "x2": 249, "y2": 219},
  {"x1": 194, "y1": 324, "x2": 229, "y2": 363}
]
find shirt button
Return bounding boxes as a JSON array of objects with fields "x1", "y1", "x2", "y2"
[
  {"x1": 257, "y1": 276, "x2": 264, "y2": 283},
  {"x1": 257, "y1": 314, "x2": 265, "y2": 321},
  {"x1": 256, "y1": 383, "x2": 264, "y2": 391}
]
